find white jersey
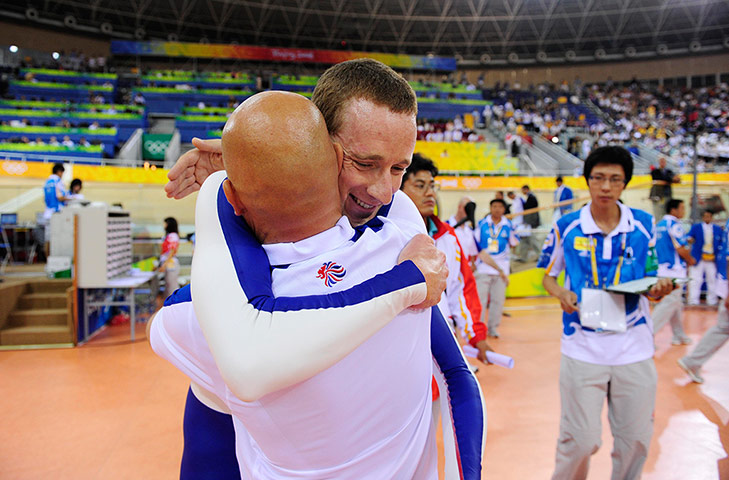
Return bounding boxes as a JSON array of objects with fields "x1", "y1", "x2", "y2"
[{"x1": 153, "y1": 215, "x2": 437, "y2": 479}]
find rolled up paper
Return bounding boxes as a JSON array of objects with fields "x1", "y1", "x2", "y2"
[{"x1": 462, "y1": 345, "x2": 515, "y2": 369}]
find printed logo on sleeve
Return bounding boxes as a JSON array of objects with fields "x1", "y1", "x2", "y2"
[{"x1": 317, "y1": 261, "x2": 346, "y2": 287}]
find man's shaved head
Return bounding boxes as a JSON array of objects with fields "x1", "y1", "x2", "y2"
[{"x1": 221, "y1": 91, "x2": 343, "y2": 244}]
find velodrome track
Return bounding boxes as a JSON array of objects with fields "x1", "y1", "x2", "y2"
[{"x1": 0, "y1": 296, "x2": 727, "y2": 479}]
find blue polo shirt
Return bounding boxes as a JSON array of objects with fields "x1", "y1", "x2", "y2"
[
  {"x1": 656, "y1": 214, "x2": 688, "y2": 278},
  {"x1": 537, "y1": 202, "x2": 657, "y2": 365}
]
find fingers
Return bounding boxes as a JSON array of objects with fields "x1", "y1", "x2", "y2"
[{"x1": 192, "y1": 137, "x2": 223, "y2": 153}]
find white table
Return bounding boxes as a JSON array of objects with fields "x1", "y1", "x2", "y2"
[{"x1": 80, "y1": 271, "x2": 156, "y2": 342}]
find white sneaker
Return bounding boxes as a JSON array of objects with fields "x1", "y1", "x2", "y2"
[
  {"x1": 678, "y1": 358, "x2": 704, "y2": 384},
  {"x1": 672, "y1": 335, "x2": 693, "y2": 346}
]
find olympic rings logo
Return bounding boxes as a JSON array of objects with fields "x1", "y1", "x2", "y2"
[
  {"x1": 2, "y1": 160, "x2": 29, "y2": 175},
  {"x1": 144, "y1": 140, "x2": 169, "y2": 154}
]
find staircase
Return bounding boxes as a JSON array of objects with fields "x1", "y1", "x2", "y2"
[{"x1": 0, "y1": 279, "x2": 74, "y2": 346}]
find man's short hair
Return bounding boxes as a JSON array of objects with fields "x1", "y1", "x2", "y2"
[
  {"x1": 401, "y1": 153, "x2": 438, "y2": 188},
  {"x1": 666, "y1": 198, "x2": 683, "y2": 214},
  {"x1": 521, "y1": 184, "x2": 530, "y2": 191},
  {"x1": 312, "y1": 58, "x2": 418, "y2": 135},
  {"x1": 490, "y1": 198, "x2": 507, "y2": 208},
  {"x1": 703, "y1": 209, "x2": 713, "y2": 217},
  {"x1": 583, "y1": 146, "x2": 633, "y2": 185},
  {"x1": 52, "y1": 163, "x2": 65, "y2": 174},
  {"x1": 556, "y1": 176, "x2": 563, "y2": 183}
]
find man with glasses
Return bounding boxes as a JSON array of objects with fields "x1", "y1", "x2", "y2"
[
  {"x1": 400, "y1": 153, "x2": 491, "y2": 362},
  {"x1": 538, "y1": 146, "x2": 674, "y2": 480}
]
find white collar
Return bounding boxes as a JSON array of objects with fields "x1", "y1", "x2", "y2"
[
  {"x1": 663, "y1": 214, "x2": 678, "y2": 222},
  {"x1": 262, "y1": 216, "x2": 354, "y2": 266},
  {"x1": 485, "y1": 214, "x2": 507, "y2": 227},
  {"x1": 579, "y1": 201, "x2": 633, "y2": 236}
]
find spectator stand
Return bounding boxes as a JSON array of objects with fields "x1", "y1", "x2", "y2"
[
  {"x1": 133, "y1": 86, "x2": 254, "y2": 114},
  {"x1": 20, "y1": 68, "x2": 118, "y2": 87},
  {"x1": 0, "y1": 109, "x2": 145, "y2": 141},
  {"x1": 8, "y1": 80, "x2": 114, "y2": 103},
  {"x1": 0, "y1": 125, "x2": 117, "y2": 156},
  {"x1": 271, "y1": 75, "x2": 319, "y2": 92}
]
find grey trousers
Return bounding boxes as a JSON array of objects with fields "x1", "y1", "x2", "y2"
[
  {"x1": 552, "y1": 355, "x2": 657, "y2": 480},
  {"x1": 682, "y1": 301, "x2": 729, "y2": 370},
  {"x1": 474, "y1": 272, "x2": 506, "y2": 335},
  {"x1": 651, "y1": 288, "x2": 687, "y2": 339}
]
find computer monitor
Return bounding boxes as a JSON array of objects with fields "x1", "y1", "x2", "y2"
[{"x1": 0, "y1": 213, "x2": 18, "y2": 226}]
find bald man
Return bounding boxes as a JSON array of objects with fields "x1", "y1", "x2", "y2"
[{"x1": 150, "y1": 91, "x2": 483, "y2": 479}]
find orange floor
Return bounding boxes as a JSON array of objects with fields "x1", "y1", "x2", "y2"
[{"x1": 0, "y1": 298, "x2": 727, "y2": 479}]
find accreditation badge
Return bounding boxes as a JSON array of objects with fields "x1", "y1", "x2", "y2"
[
  {"x1": 488, "y1": 238, "x2": 499, "y2": 253},
  {"x1": 579, "y1": 288, "x2": 627, "y2": 333}
]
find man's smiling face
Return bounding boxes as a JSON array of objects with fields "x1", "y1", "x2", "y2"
[{"x1": 333, "y1": 98, "x2": 417, "y2": 226}]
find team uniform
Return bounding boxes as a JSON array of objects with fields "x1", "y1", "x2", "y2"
[
  {"x1": 430, "y1": 215, "x2": 485, "y2": 345},
  {"x1": 151, "y1": 172, "x2": 485, "y2": 479},
  {"x1": 537, "y1": 202, "x2": 658, "y2": 480},
  {"x1": 679, "y1": 220, "x2": 729, "y2": 381},
  {"x1": 687, "y1": 221, "x2": 724, "y2": 306},
  {"x1": 474, "y1": 215, "x2": 519, "y2": 337},
  {"x1": 652, "y1": 214, "x2": 691, "y2": 343}
]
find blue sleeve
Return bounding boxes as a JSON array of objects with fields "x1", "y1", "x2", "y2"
[
  {"x1": 431, "y1": 306, "x2": 484, "y2": 480},
  {"x1": 564, "y1": 188, "x2": 573, "y2": 201},
  {"x1": 687, "y1": 223, "x2": 699, "y2": 241}
]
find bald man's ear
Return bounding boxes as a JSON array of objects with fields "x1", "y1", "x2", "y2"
[
  {"x1": 332, "y1": 142, "x2": 344, "y2": 173},
  {"x1": 222, "y1": 179, "x2": 246, "y2": 216}
]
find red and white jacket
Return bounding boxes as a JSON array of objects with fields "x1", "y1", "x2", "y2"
[{"x1": 430, "y1": 215, "x2": 487, "y2": 346}]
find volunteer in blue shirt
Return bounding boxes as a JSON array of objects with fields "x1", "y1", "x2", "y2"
[
  {"x1": 687, "y1": 210, "x2": 723, "y2": 306},
  {"x1": 553, "y1": 175, "x2": 574, "y2": 222},
  {"x1": 653, "y1": 198, "x2": 695, "y2": 345},
  {"x1": 538, "y1": 146, "x2": 674, "y2": 480},
  {"x1": 42, "y1": 163, "x2": 69, "y2": 221},
  {"x1": 679, "y1": 218, "x2": 729, "y2": 384}
]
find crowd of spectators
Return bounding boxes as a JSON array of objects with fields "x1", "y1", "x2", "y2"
[
  {"x1": 417, "y1": 116, "x2": 485, "y2": 142},
  {"x1": 586, "y1": 81, "x2": 729, "y2": 170}
]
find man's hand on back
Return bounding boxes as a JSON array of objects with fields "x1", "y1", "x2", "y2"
[
  {"x1": 164, "y1": 138, "x2": 224, "y2": 199},
  {"x1": 398, "y1": 234, "x2": 448, "y2": 310}
]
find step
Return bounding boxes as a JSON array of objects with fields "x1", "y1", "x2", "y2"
[
  {"x1": 17, "y1": 292, "x2": 68, "y2": 310},
  {"x1": 0, "y1": 325, "x2": 74, "y2": 345},
  {"x1": 27, "y1": 280, "x2": 72, "y2": 294},
  {"x1": 7, "y1": 308, "x2": 67, "y2": 327}
]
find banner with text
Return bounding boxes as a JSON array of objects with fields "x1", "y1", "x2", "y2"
[{"x1": 111, "y1": 41, "x2": 456, "y2": 71}]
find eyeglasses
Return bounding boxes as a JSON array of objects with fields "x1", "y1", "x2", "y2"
[
  {"x1": 588, "y1": 175, "x2": 626, "y2": 186},
  {"x1": 410, "y1": 181, "x2": 440, "y2": 193}
]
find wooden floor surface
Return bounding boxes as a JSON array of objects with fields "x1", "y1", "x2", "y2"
[{"x1": 0, "y1": 298, "x2": 727, "y2": 479}]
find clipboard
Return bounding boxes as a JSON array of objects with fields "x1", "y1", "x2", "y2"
[{"x1": 605, "y1": 277, "x2": 688, "y2": 295}]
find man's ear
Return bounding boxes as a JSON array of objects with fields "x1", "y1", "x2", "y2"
[
  {"x1": 332, "y1": 142, "x2": 344, "y2": 173},
  {"x1": 222, "y1": 179, "x2": 246, "y2": 216}
]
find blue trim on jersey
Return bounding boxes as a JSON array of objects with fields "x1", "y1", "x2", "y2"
[
  {"x1": 180, "y1": 387, "x2": 240, "y2": 480},
  {"x1": 431, "y1": 306, "x2": 483, "y2": 480},
  {"x1": 350, "y1": 216, "x2": 385, "y2": 242},
  {"x1": 216, "y1": 184, "x2": 426, "y2": 314},
  {"x1": 376, "y1": 199, "x2": 393, "y2": 219},
  {"x1": 164, "y1": 284, "x2": 192, "y2": 306}
]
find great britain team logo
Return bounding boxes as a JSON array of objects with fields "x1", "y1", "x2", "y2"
[{"x1": 316, "y1": 261, "x2": 346, "y2": 287}]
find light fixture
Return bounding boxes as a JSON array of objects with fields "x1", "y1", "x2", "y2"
[{"x1": 9, "y1": 45, "x2": 18, "y2": 53}]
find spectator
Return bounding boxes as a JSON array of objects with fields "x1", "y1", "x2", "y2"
[{"x1": 61, "y1": 135, "x2": 74, "y2": 147}]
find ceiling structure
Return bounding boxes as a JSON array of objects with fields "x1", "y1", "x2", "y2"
[{"x1": 2, "y1": 0, "x2": 729, "y2": 66}]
